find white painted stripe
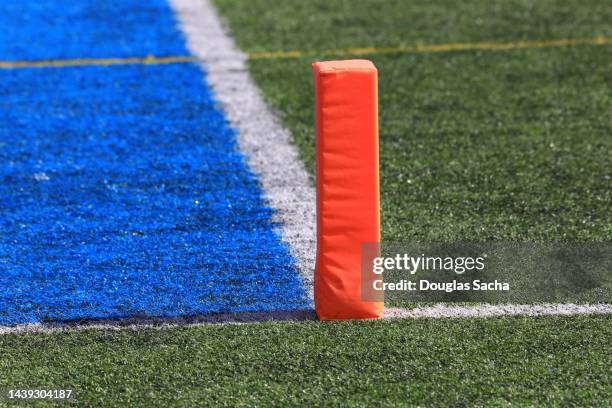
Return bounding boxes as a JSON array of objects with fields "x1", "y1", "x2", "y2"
[
  {"x1": 0, "y1": 310, "x2": 317, "y2": 335},
  {"x1": 170, "y1": 0, "x2": 316, "y2": 298},
  {"x1": 2, "y1": 304, "x2": 609, "y2": 335},
  {"x1": 384, "y1": 304, "x2": 612, "y2": 319}
]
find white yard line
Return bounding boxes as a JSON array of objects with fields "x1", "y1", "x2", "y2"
[
  {"x1": 170, "y1": 0, "x2": 316, "y2": 297},
  {"x1": 384, "y1": 303, "x2": 612, "y2": 319},
  {"x1": 2, "y1": 304, "x2": 610, "y2": 335},
  {"x1": 0, "y1": 310, "x2": 317, "y2": 335}
]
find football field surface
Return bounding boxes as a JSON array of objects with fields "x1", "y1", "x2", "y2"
[
  {"x1": 214, "y1": 0, "x2": 612, "y2": 244},
  {"x1": 0, "y1": 0, "x2": 309, "y2": 326},
  {"x1": 0, "y1": 0, "x2": 610, "y2": 405}
]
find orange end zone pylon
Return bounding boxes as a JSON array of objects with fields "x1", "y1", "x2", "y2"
[{"x1": 312, "y1": 59, "x2": 383, "y2": 320}]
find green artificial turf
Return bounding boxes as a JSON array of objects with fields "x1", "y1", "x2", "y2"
[
  {"x1": 1, "y1": 315, "x2": 610, "y2": 406},
  {"x1": 214, "y1": 0, "x2": 612, "y2": 242},
  {"x1": 2, "y1": 3, "x2": 610, "y2": 407},
  {"x1": 214, "y1": 0, "x2": 612, "y2": 52}
]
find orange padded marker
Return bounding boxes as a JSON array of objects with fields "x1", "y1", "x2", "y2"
[{"x1": 312, "y1": 60, "x2": 383, "y2": 320}]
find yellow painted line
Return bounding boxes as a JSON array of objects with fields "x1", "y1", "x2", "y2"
[
  {"x1": 0, "y1": 55, "x2": 197, "y2": 69},
  {"x1": 248, "y1": 35, "x2": 612, "y2": 60},
  {"x1": 1, "y1": 36, "x2": 610, "y2": 69}
]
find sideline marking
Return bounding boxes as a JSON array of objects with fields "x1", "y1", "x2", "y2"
[
  {"x1": 1, "y1": 304, "x2": 610, "y2": 335},
  {"x1": 248, "y1": 35, "x2": 612, "y2": 59},
  {"x1": 0, "y1": 55, "x2": 196, "y2": 69},
  {"x1": 384, "y1": 304, "x2": 612, "y2": 319},
  {"x1": 1, "y1": 36, "x2": 611, "y2": 70}
]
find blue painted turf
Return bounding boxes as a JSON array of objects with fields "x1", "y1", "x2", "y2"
[
  {"x1": 0, "y1": 1, "x2": 310, "y2": 325},
  {"x1": 0, "y1": 0, "x2": 189, "y2": 60}
]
